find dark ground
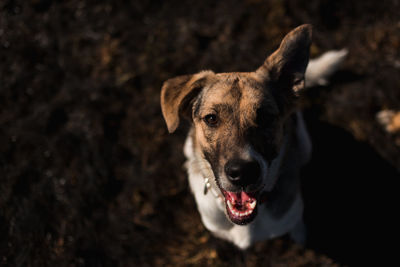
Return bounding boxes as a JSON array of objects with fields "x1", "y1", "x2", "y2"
[{"x1": 1, "y1": 0, "x2": 400, "y2": 266}]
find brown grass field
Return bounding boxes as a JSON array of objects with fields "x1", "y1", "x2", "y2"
[{"x1": 1, "y1": 0, "x2": 399, "y2": 266}]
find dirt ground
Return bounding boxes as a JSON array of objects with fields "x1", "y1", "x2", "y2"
[{"x1": 1, "y1": 0, "x2": 400, "y2": 266}]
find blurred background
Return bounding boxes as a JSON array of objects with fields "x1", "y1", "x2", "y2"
[{"x1": 1, "y1": 0, "x2": 400, "y2": 266}]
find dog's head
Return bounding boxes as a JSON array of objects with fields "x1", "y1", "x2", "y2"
[{"x1": 161, "y1": 25, "x2": 311, "y2": 225}]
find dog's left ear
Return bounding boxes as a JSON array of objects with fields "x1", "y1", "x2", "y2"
[
  {"x1": 161, "y1": 71, "x2": 214, "y2": 133},
  {"x1": 256, "y1": 24, "x2": 312, "y2": 110}
]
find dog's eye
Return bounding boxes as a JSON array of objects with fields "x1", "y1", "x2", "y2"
[{"x1": 204, "y1": 114, "x2": 218, "y2": 126}]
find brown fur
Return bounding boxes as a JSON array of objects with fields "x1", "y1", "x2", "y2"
[
  {"x1": 189, "y1": 73, "x2": 281, "y2": 172},
  {"x1": 161, "y1": 24, "x2": 312, "y2": 192}
]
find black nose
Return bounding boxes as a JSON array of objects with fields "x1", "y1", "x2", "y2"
[{"x1": 224, "y1": 159, "x2": 261, "y2": 186}]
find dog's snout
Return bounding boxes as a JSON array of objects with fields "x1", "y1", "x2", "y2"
[{"x1": 224, "y1": 159, "x2": 260, "y2": 186}]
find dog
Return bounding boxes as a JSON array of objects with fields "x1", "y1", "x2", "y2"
[{"x1": 160, "y1": 25, "x2": 347, "y2": 249}]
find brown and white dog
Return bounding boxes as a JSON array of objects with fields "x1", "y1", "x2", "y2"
[{"x1": 160, "y1": 25, "x2": 346, "y2": 249}]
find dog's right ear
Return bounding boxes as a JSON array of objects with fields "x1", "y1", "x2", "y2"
[
  {"x1": 161, "y1": 70, "x2": 214, "y2": 133},
  {"x1": 256, "y1": 24, "x2": 312, "y2": 113}
]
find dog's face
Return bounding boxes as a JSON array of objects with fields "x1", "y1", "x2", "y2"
[{"x1": 161, "y1": 25, "x2": 311, "y2": 225}]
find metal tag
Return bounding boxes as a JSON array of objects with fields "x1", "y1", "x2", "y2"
[
  {"x1": 203, "y1": 178, "x2": 210, "y2": 195},
  {"x1": 203, "y1": 183, "x2": 208, "y2": 195}
]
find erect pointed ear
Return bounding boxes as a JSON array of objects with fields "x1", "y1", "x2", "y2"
[
  {"x1": 160, "y1": 70, "x2": 214, "y2": 133},
  {"x1": 256, "y1": 24, "x2": 312, "y2": 109}
]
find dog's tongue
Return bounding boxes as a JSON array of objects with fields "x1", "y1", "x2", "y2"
[{"x1": 225, "y1": 191, "x2": 256, "y2": 205}]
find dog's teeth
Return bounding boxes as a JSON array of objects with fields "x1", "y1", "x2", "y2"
[
  {"x1": 227, "y1": 198, "x2": 257, "y2": 218},
  {"x1": 249, "y1": 200, "x2": 256, "y2": 210},
  {"x1": 227, "y1": 200, "x2": 233, "y2": 211}
]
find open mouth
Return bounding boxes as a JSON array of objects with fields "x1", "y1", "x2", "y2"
[{"x1": 222, "y1": 190, "x2": 259, "y2": 225}]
